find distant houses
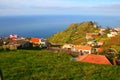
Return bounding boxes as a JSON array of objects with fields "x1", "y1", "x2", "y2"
[
  {"x1": 62, "y1": 42, "x2": 104, "y2": 55},
  {"x1": 107, "y1": 30, "x2": 118, "y2": 38},
  {"x1": 1, "y1": 25, "x2": 120, "y2": 66},
  {"x1": 95, "y1": 27, "x2": 120, "y2": 38},
  {"x1": 0, "y1": 34, "x2": 49, "y2": 50},
  {"x1": 61, "y1": 27, "x2": 120, "y2": 65},
  {"x1": 2, "y1": 37, "x2": 32, "y2": 50}
]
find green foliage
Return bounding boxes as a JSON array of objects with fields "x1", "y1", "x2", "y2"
[
  {"x1": 48, "y1": 21, "x2": 100, "y2": 44},
  {"x1": 0, "y1": 50, "x2": 120, "y2": 80},
  {"x1": 104, "y1": 27, "x2": 111, "y2": 34},
  {"x1": 101, "y1": 35, "x2": 120, "y2": 51}
]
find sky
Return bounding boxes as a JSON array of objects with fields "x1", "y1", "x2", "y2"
[{"x1": 0, "y1": 0, "x2": 120, "y2": 16}]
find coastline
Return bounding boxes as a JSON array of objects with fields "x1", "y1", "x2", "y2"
[{"x1": 0, "y1": 15, "x2": 120, "y2": 38}]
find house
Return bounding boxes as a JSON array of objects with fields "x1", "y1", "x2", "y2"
[
  {"x1": 62, "y1": 44, "x2": 73, "y2": 50},
  {"x1": 97, "y1": 41, "x2": 104, "y2": 46},
  {"x1": 30, "y1": 38, "x2": 41, "y2": 45},
  {"x1": 114, "y1": 27, "x2": 120, "y2": 33},
  {"x1": 86, "y1": 33, "x2": 93, "y2": 40},
  {"x1": 77, "y1": 54, "x2": 112, "y2": 65},
  {"x1": 3, "y1": 39, "x2": 32, "y2": 50},
  {"x1": 99, "y1": 28, "x2": 105, "y2": 35},
  {"x1": 87, "y1": 40, "x2": 97, "y2": 46},
  {"x1": 107, "y1": 30, "x2": 118, "y2": 38},
  {"x1": 110, "y1": 30, "x2": 118, "y2": 36},
  {"x1": 100, "y1": 28, "x2": 106, "y2": 32},
  {"x1": 10, "y1": 34, "x2": 17, "y2": 40},
  {"x1": 30, "y1": 38, "x2": 49, "y2": 48},
  {"x1": 40, "y1": 38, "x2": 48, "y2": 48},
  {"x1": 87, "y1": 41, "x2": 94, "y2": 45},
  {"x1": 107, "y1": 34, "x2": 115, "y2": 38},
  {"x1": 93, "y1": 23, "x2": 97, "y2": 28},
  {"x1": 72, "y1": 45, "x2": 92, "y2": 54}
]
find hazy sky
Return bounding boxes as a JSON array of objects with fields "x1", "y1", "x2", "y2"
[{"x1": 0, "y1": 0, "x2": 120, "y2": 16}]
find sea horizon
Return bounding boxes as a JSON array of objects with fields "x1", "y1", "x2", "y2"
[{"x1": 0, "y1": 15, "x2": 120, "y2": 38}]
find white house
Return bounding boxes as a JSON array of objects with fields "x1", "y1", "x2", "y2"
[
  {"x1": 40, "y1": 39, "x2": 48, "y2": 48},
  {"x1": 107, "y1": 34, "x2": 115, "y2": 38},
  {"x1": 107, "y1": 31, "x2": 118, "y2": 38},
  {"x1": 114, "y1": 27, "x2": 120, "y2": 33},
  {"x1": 10, "y1": 34, "x2": 17, "y2": 40},
  {"x1": 97, "y1": 41, "x2": 104, "y2": 46},
  {"x1": 62, "y1": 44, "x2": 73, "y2": 49},
  {"x1": 72, "y1": 45, "x2": 92, "y2": 54}
]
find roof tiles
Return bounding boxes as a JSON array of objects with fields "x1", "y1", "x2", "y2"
[
  {"x1": 77, "y1": 54, "x2": 112, "y2": 65},
  {"x1": 30, "y1": 38, "x2": 41, "y2": 43}
]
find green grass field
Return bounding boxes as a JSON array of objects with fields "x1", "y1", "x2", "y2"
[{"x1": 0, "y1": 50, "x2": 120, "y2": 80}]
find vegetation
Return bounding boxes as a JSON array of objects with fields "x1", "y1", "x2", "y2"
[
  {"x1": 0, "y1": 50, "x2": 120, "y2": 80},
  {"x1": 101, "y1": 34, "x2": 120, "y2": 61},
  {"x1": 102, "y1": 35, "x2": 120, "y2": 50},
  {"x1": 48, "y1": 21, "x2": 100, "y2": 44},
  {"x1": 48, "y1": 21, "x2": 120, "y2": 64}
]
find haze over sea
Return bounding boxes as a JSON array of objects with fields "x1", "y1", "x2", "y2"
[{"x1": 0, "y1": 15, "x2": 120, "y2": 38}]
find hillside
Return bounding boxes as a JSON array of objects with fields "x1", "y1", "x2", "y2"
[
  {"x1": 48, "y1": 21, "x2": 99, "y2": 44},
  {"x1": 0, "y1": 50, "x2": 120, "y2": 80}
]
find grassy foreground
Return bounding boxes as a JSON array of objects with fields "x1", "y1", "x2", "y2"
[{"x1": 0, "y1": 50, "x2": 120, "y2": 80}]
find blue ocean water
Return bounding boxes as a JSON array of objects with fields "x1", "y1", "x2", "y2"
[{"x1": 0, "y1": 15, "x2": 120, "y2": 38}]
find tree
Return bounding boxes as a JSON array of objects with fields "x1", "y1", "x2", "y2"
[
  {"x1": 104, "y1": 27, "x2": 111, "y2": 34},
  {"x1": 105, "y1": 48, "x2": 118, "y2": 65}
]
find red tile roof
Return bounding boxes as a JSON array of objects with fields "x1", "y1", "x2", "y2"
[
  {"x1": 86, "y1": 33, "x2": 92, "y2": 37},
  {"x1": 77, "y1": 54, "x2": 111, "y2": 65},
  {"x1": 74, "y1": 45, "x2": 92, "y2": 50},
  {"x1": 30, "y1": 38, "x2": 41, "y2": 43}
]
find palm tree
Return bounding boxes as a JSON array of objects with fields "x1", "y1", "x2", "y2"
[{"x1": 105, "y1": 48, "x2": 118, "y2": 65}]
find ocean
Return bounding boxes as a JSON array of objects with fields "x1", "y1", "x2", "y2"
[{"x1": 0, "y1": 15, "x2": 120, "y2": 38}]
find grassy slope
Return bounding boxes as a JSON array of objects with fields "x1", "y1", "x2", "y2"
[
  {"x1": 48, "y1": 21, "x2": 99, "y2": 44},
  {"x1": 0, "y1": 50, "x2": 120, "y2": 80},
  {"x1": 102, "y1": 35, "x2": 120, "y2": 51}
]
